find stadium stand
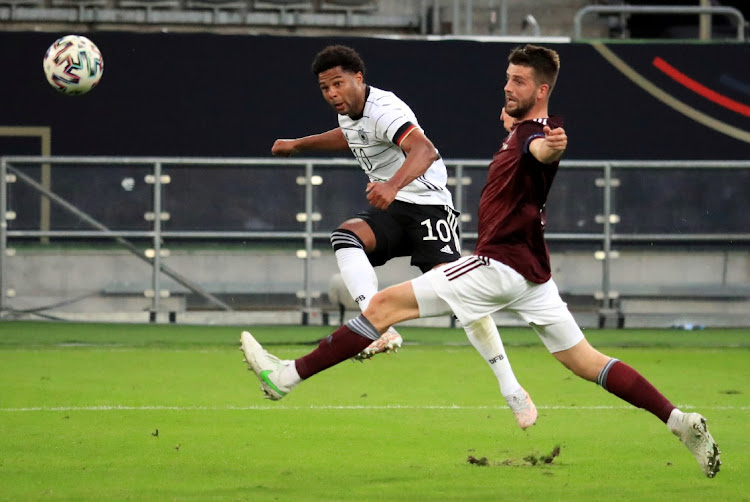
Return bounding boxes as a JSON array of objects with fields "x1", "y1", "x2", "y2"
[
  {"x1": 318, "y1": 0, "x2": 377, "y2": 27},
  {"x1": 118, "y1": 0, "x2": 182, "y2": 23},
  {"x1": 2, "y1": 1, "x2": 746, "y2": 39},
  {"x1": 320, "y1": 0, "x2": 377, "y2": 15},
  {"x1": 0, "y1": 0, "x2": 603, "y2": 37},
  {"x1": 0, "y1": 0, "x2": 43, "y2": 21},
  {"x1": 184, "y1": 0, "x2": 248, "y2": 23},
  {"x1": 50, "y1": 0, "x2": 108, "y2": 21},
  {"x1": 252, "y1": 0, "x2": 313, "y2": 14},
  {"x1": 0, "y1": 0, "x2": 420, "y2": 31}
]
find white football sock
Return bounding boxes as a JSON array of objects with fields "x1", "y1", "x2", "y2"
[
  {"x1": 464, "y1": 315, "x2": 521, "y2": 398},
  {"x1": 667, "y1": 408, "x2": 684, "y2": 433},
  {"x1": 335, "y1": 247, "x2": 378, "y2": 312},
  {"x1": 279, "y1": 361, "x2": 302, "y2": 388}
]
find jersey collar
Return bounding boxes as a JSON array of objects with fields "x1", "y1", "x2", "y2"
[{"x1": 349, "y1": 85, "x2": 370, "y2": 120}]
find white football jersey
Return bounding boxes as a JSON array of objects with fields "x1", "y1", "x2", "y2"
[{"x1": 337, "y1": 85, "x2": 453, "y2": 207}]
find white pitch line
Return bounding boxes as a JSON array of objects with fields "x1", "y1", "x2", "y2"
[{"x1": 0, "y1": 404, "x2": 748, "y2": 412}]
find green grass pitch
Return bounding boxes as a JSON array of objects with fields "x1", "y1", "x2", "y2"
[{"x1": 1, "y1": 321, "x2": 748, "y2": 501}]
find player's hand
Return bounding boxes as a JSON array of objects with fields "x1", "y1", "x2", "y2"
[
  {"x1": 271, "y1": 139, "x2": 299, "y2": 157},
  {"x1": 366, "y1": 181, "x2": 398, "y2": 210},
  {"x1": 542, "y1": 126, "x2": 567, "y2": 151},
  {"x1": 500, "y1": 107, "x2": 515, "y2": 133}
]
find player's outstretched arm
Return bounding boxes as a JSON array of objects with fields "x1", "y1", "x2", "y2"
[
  {"x1": 529, "y1": 125, "x2": 567, "y2": 164},
  {"x1": 271, "y1": 128, "x2": 349, "y2": 156},
  {"x1": 366, "y1": 128, "x2": 439, "y2": 210}
]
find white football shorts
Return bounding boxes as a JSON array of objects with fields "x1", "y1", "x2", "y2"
[{"x1": 411, "y1": 255, "x2": 583, "y2": 352}]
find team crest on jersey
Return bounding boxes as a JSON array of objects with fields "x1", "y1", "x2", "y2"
[{"x1": 357, "y1": 127, "x2": 369, "y2": 144}]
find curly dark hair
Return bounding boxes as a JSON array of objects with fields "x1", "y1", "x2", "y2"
[
  {"x1": 508, "y1": 44, "x2": 560, "y2": 93},
  {"x1": 311, "y1": 45, "x2": 365, "y2": 77}
]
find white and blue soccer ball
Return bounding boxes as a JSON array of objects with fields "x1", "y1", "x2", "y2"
[{"x1": 43, "y1": 35, "x2": 104, "y2": 95}]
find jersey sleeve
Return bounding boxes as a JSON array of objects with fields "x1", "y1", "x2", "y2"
[
  {"x1": 516, "y1": 116, "x2": 564, "y2": 154},
  {"x1": 371, "y1": 104, "x2": 416, "y2": 147},
  {"x1": 391, "y1": 122, "x2": 419, "y2": 146},
  {"x1": 515, "y1": 121, "x2": 545, "y2": 154}
]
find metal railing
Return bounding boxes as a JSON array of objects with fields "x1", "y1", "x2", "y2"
[
  {"x1": 2, "y1": 156, "x2": 750, "y2": 323},
  {"x1": 573, "y1": 4, "x2": 747, "y2": 41}
]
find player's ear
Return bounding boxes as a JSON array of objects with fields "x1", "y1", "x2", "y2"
[{"x1": 537, "y1": 83, "x2": 549, "y2": 101}]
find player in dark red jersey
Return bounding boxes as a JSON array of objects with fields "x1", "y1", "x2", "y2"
[{"x1": 242, "y1": 44, "x2": 721, "y2": 478}]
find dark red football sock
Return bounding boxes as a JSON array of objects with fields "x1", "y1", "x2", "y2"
[
  {"x1": 295, "y1": 325, "x2": 372, "y2": 380},
  {"x1": 603, "y1": 361, "x2": 675, "y2": 423}
]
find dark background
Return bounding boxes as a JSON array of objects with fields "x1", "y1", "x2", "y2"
[{"x1": 3, "y1": 33, "x2": 749, "y2": 235}]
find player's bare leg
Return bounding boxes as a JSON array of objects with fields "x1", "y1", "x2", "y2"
[{"x1": 546, "y1": 321, "x2": 721, "y2": 477}]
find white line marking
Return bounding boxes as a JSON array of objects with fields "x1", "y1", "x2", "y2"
[{"x1": 1, "y1": 404, "x2": 747, "y2": 412}]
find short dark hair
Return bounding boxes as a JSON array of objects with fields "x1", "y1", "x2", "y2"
[
  {"x1": 508, "y1": 44, "x2": 560, "y2": 93},
  {"x1": 311, "y1": 45, "x2": 365, "y2": 77}
]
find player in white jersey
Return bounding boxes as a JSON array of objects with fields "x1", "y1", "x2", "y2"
[
  {"x1": 270, "y1": 45, "x2": 536, "y2": 428},
  {"x1": 337, "y1": 85, "x2": 454, "y2": 208}
]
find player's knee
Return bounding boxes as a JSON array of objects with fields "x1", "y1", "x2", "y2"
[
  {"x1": 554, "y1": 340, "x2": 608, "y2": 382},
  {"x1": 330, "y1": 228, "x2": 364, "y2": 251},
  {"x1": 557, "y1": 356, "x2": 596, "y2": 381},
  {"x1": 565, "y1": 361, "x2": 597, "y2": 381},
  {"x1": 361, "y1": 291, "x2": 391, "y2": 332},
  {"x1": 363, "y1": 284, "x2": 420, "y2": 331},
  {"x1": 366, "y1": 289, "x2": 389, "y2": 310},
  {"x1": 363, "y1": 289, "x2": 406, "y2": 330}
]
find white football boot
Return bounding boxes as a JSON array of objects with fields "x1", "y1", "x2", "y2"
[
  {"x1": 240, "y1": 331, "x2": 293, "y2": 401},
  {"x1": 669, "y1": 411, "x2": 721, "y2": 478},
  {"x1": 352, "y1": 327, "x2": 403, "y2": 362},
  {"x1": 505, "y1": 387, "x2": 538, "y2": 430}
]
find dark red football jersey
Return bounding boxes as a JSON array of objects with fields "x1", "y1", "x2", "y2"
[{"x1": 473, "y1": 115, "x2": 564, "y2": 283}]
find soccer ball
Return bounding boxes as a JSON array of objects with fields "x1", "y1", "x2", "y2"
[{"x1": 43, "y1": 35, "x2": 104, "y2": 95}]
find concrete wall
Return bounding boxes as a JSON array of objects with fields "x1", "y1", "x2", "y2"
[{"x1": 5, "y1": 247, "x2": 749, "y2": 327}]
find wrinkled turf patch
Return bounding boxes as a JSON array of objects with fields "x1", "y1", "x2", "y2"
[
  {"x1": 524, "y1": 446, "x2": 561, "y2": 465},
  {"x1": 467, "y1": 446, "x2": 561, "y2": 467},
  {"x1": 467, "y1": 455, "x2": 489, "y2": 466}
]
